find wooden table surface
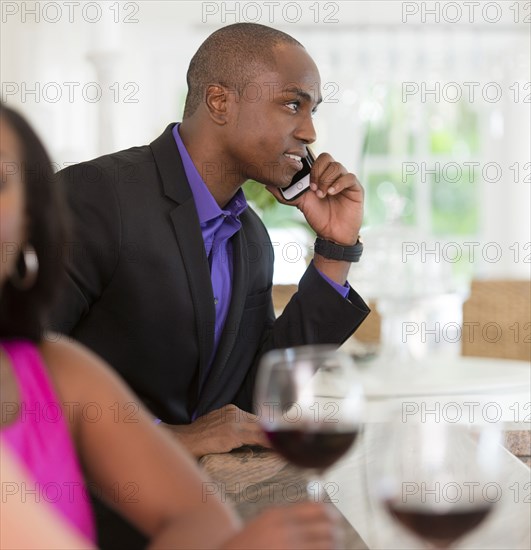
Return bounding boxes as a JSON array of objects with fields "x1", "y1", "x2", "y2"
[
  {"x1": 199, "y1": 437, "x2": 530, "y2": 550},
  {"x1": 199, "y1": 446, "x2": 368, "y2": 549}
]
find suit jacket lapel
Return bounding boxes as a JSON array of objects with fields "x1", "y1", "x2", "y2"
[{"x1": 150, "y1": 124, "x2": 215, "y2": 390}]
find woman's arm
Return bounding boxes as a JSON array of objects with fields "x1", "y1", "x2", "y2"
[{"x1": 42, "y1": 338, "x2": 241, "y2": 550}]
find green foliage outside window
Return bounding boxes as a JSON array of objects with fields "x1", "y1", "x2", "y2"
[
  {"x1": 242, "y1": 180, "x2": 308, "y2": 230},
  {"x1": 361, "y1": 85, "x2": 481, "y2": 236}
]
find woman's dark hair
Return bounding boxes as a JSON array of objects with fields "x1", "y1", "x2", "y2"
[{"x1": 0, "y1": 102, "x2": 69, "y2": 341}]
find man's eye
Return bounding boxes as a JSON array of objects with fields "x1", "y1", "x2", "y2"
[{"x1": 286, "y1": 101, "x2": 300, "y2": 112}]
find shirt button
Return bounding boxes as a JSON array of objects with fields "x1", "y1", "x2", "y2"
[{"x1": 214, "y1": 298, "x2": 219, "y2": 305}]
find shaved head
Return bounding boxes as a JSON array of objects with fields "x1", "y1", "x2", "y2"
[{"x1": 183, "y1": 23, "x2": 303, "y2": 118}]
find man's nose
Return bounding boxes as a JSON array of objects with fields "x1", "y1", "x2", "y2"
[{"x1": 294, "y1": 115, "x2": 317, "y2": 145}]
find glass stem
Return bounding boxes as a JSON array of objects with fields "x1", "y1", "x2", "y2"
[{"x1": 307, "y1": 470, "x2": 326, "y2": 502}]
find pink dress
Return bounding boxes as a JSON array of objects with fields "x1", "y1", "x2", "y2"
[{"x1": 1, "y1": 340, "x2": 96, "y2": 542}]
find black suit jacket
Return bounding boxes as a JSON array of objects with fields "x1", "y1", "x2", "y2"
[{"x1": 50, "y1": 123, "x2": 369, "y2": 422}]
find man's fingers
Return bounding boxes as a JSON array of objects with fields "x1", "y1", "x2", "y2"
[
  {"x1": 310, "y1": 153, "x2": 360, "y2": 198},
  {"x1": 252, "y1": 430, "x2": 271, "y2": 448},
  {"x1": 240, "y1": 416, "x2": 271, "y2": 448},
  {"x1": 215, "y1": 405, "x2": 271, "y2": 449},
  {"x1": 326, "y1": 173, "x2": 364, "y2": 198},
  {"x1": 316, "y1": 161, "x2": 348, "y2": 185}
]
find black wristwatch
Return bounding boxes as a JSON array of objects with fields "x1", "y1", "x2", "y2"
[{"x1": 314, "y1": 236, "x2": 363, "y2": 262}]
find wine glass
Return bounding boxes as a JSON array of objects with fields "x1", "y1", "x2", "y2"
[
  {"x1": 368, "y1": 419, "x2": 503, "y2": 549},
  {"x1": 254, "y1": 345, "x2": 364, "y2": 502}
]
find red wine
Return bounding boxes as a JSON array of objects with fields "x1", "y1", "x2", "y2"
[
  {"x1": 265, "y1": 429, "x2": 358, "y2": 469},
  {"x1": 385, "y1": 501, "x2": 493, "y2": 548}
]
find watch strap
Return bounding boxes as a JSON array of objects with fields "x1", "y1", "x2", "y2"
[{"x1": 314, "y1": 237, "x2": 363, "y2": 262}]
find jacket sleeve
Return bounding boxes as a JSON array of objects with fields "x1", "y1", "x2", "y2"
[
  {"x1": 270, "y1": 261, "x2": 370, "y2": 346},
  {"x1": 48, "y1": 160, "x2": 122, "y2": 334},
  {"x1": 233, "y1": 260, "x2": 370, "y2": 412}
]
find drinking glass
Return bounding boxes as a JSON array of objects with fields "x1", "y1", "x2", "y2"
[
  {"x1": 369, "y1": 420, "x2": 503, "y2": 549},
  {"x1": 254, "y1": 345, "x2": 365, "y2": 501}
]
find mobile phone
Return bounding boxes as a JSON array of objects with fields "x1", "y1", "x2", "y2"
[{"x1": 280, "y1": 148, "x2": 315, "y2": 201}]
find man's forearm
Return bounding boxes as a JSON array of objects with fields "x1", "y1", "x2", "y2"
[{"x1": 312, "y1": 254, "x2": 351, "y2": 286}]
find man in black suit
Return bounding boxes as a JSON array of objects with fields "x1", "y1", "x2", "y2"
[
  {"x1": 50, "y1": 22, "x2": 369, "y2": 547},
  {"x1": 52, "y1": 22, "x2": 369, "y2": 452}
]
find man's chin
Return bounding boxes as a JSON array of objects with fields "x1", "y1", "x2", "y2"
[
  {"x1": 248, "y1": 178, "x2": 290, "y2": 189},
  {"x1": 269, "y1": 176, "x2": 294, "y2": 189}
]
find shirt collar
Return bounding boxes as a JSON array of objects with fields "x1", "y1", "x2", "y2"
[{"x1": 172, "y1": 124, "x2": 247, "y2": 224}]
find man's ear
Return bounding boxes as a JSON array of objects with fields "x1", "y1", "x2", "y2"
[{"x1": 204, "y1": 84, "x2": 237, "y2": 125}]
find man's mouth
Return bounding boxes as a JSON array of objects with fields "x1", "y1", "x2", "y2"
[{"x1": 283, "y1": 153, "x2": 303, "y2": 170}]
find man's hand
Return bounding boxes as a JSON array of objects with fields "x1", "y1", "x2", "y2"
[
  {"x1": 163, "y1": 404, "x2": 270, "y2": 457},
  {"x1": 267, "y1": 153, "x2": 364, "y2": 285},
  {"x1": 267, "y1": 153, "x2": 364, "y2": 247},
  {"x1": 221, "y1": 502, "x2": 343, "y2": 550}
]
